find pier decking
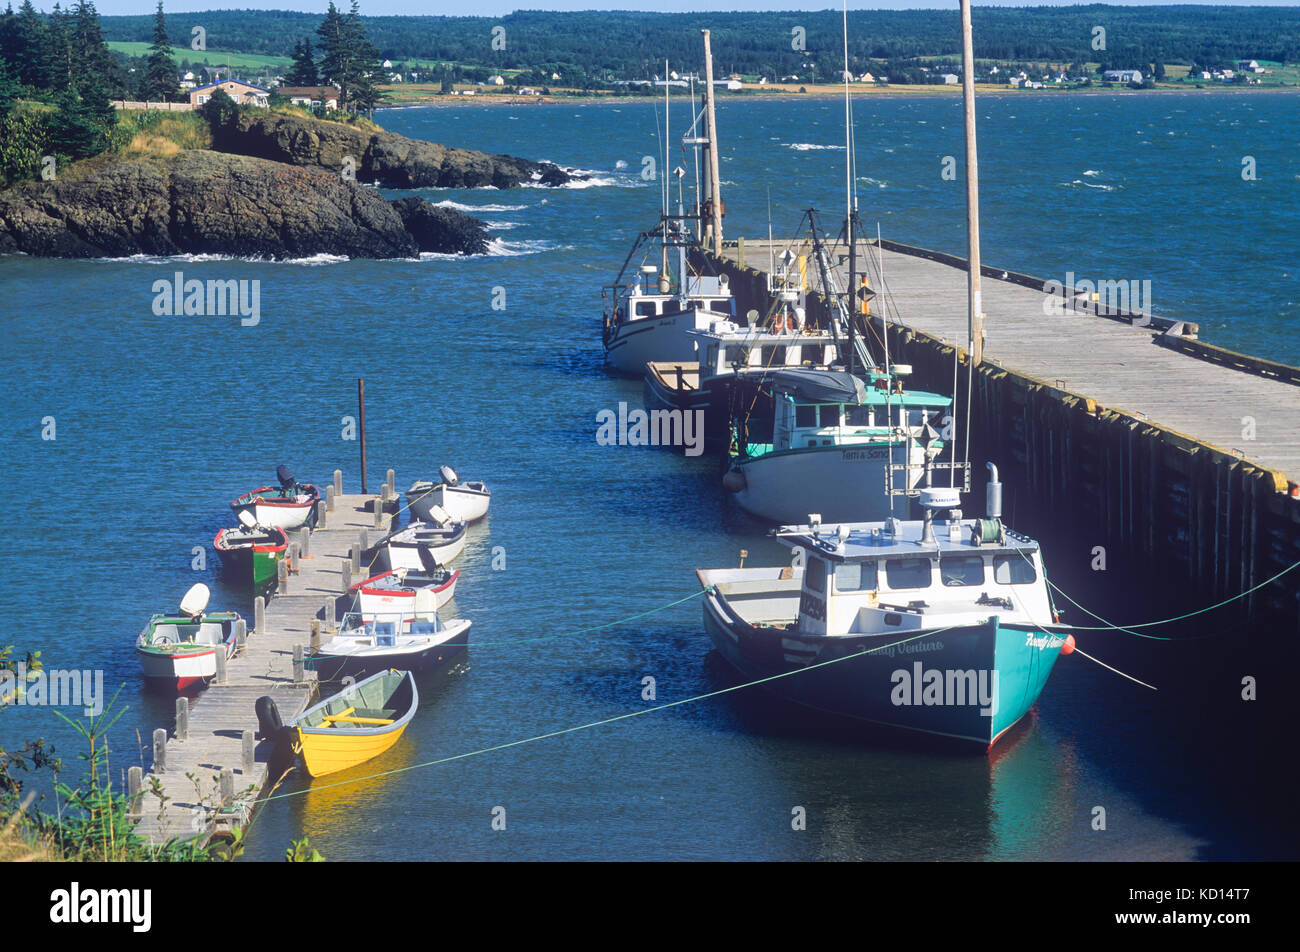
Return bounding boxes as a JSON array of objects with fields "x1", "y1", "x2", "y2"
[
  {"x1": 702, "y1": 237, "x2": 1300, "y2": 627},
  {"x1": 132, "y1": 479, "x2": 394, "y2": 846}
]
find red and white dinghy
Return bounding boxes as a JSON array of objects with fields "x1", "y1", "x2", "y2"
[
  {"x1": 229, "y1": 465, "x2": 321, "y2": 531},
  {"x1": 351, "y1": 565, "x2": 460, "y2": 616},
  {"x1": 135, "y1": 585, "x2": 241, "y2": 691}
]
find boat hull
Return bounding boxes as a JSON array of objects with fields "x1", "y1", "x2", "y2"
[
  {"x1": 355, "y1": 571, "x2": 458, "y2": 614},
  {"x1": 136, "y1": 646, "x2": 221, "y2": 692},
  {"x1": 406, "y1": 483, "x2": 490, "y2": 523},
  {"x1": 379, "y1": 531, "x2": 466, "y2": 570},
  {"x1": 296, "y1": 723, "x2": 408, "y2": 777},
  {"x1": 702, "y1": 593, "x2": 1064, "y2": 749},
  {"x1": 604, "y1": 307, "x2": 719, "y2": 375},
  {"x1": 727, "y1": 441, "x2": 928, "y2": 524},
  {"x1": 292, "y1": 670, "x2": 418, "y2": 777},
  {"x1": 306, "y1": 625, "x2": 470, "y2": 683},
  {"x1": 229, "y1": 485, "x2": 321, "y2": 531},
  {"x1": 213, "y1": 529, "x2": 287, "y2": 590}
]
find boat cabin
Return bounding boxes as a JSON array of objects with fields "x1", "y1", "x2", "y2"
[
  {"x1": 690, "y1": 321, "x2": 838, "y2": 376},
  {"x1": 606, "y1": 268, "x2": 734, "y2": 327},
  {"x1": 782, "y1": 517, "x2": 1052, "y2": 637}
]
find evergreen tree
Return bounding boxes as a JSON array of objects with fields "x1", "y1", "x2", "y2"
[
  {"x1": 0, "y1": 55, "x2": 18, "y2": 113},
  {"x1": 46, "y1": 80, "x2": 111, "y2": 159},
  {"x1": 41, "y1": 3, "x2": 72, "y2": 91},
  {"x1": 316, "y1": 1, "x2": 384, "y2": 115},
  {"x1": 343, "y1": 1, "x2": 384, "y2": 116},
  {"x1": 8, "y1": 0, "x2": 44, "y2": 88},
  {"x1": 285, "y1": 37, "x2": 318, "y2": 86},
  {"x1": 315, "y1": 2, "x2": 350, "y2": 104},
  {"x1": 69, "y1": 1, "x2": 122, "y2": 96},
  {"x1": 142, "y1": 1, "x2": 177, "y2": 101}
]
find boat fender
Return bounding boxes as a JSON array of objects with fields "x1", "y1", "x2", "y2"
[
  {"x1": 255, "y1": 695, "x2": 286, "y2": 741},
  {"x1": 1061, "y1": 634, "x2": 1076, "y2": 656},
  {"x1": 722, "y1": 468, "x2": 747, "y2": 493}
]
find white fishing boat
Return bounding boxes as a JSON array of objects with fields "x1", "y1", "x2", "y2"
[
  {"x1": 368, "y1": 509, "x2": 467, "y2": 571},
  {"x1": 134, "y1": 584, "x2": 240, "y2": 691},
  {"x1": 229, "y1": 465, "x2": 320, "y2": 530},
  {"x1": 307, "y1": 608, "x2": 472, "y2": 683},
  {"x1": 406, "y1": 465, "x2": 491, "y2": 523},
  {"x1": 697, "y1": 470, "x2": 1072, "y2": 749},
  {"x1": 723, "y1": 367, "x2": 952, "y2": 523},
  {"x1": 351, "y1": 565, "x2": 459, "y2": 615}
]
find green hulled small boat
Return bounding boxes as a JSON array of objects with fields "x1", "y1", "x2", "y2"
[{"x1": 214, "y1": 511, "x2": 288, "y2": 591}]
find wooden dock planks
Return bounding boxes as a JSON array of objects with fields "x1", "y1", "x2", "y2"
[{"x1": 132, "y1": 493, "x2": 393, "y2": 846}]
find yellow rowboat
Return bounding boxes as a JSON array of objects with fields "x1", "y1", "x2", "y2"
[{"x1": 288, "y1": 669, "x2": 418, "y2": 778}]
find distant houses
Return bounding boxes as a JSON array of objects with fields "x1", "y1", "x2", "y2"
[
  {"x1": 188, "y1": 79, "x2": 270, "y2": 108},
  {"x1": 276, "y1": 86, "x2": 339, "y2": 110},
  {"x1": 1102, "y1": 69, "x2": 1143, "y2": 84}
]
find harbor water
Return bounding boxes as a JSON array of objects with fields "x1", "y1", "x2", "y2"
[{"x1": 1, "y1": 91, "x2": 1297, "y2": 860}]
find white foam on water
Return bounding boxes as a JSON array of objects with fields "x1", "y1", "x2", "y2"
[
  {"x1": 100, "y1": 252, "x2": 351, "y2": 265},
  {"x1": 785, "y1": 142, "x2": 845, "y2": 151},
  {"x1": 434, "y1": 200, "x2": 529, "y2": 213}
]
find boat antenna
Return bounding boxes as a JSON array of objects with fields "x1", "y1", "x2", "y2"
[{"x1": 663, "y1": 59, "x2": 671, "y2": 286}]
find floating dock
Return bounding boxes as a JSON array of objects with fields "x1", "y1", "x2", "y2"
[
  {"x1": 700, "y1": 237, "x2": 1300, "y2": 629},
  {"x1": 130, "y1": 472, "x2": 396, "y2": 846}
]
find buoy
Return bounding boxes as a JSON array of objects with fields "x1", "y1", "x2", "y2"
[
  {"x1": 722, "y1": 469, "x2": 747, "y2": 493},
  {"x1": 1061, "y1": 634, "x2": 1076, "y2": 656}
]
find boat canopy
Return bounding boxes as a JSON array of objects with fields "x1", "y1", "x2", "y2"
[{"x1": 767, "y1": 369, "x2": 868, "y2": 405}]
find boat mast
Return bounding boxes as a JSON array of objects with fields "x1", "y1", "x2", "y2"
[
  {"x1": 842, "y1": 0, "x2": 857, "y2": 376},
  {"x1": 662, "y1": 59, "x2": 670, "y2": 289},
  {"x1": 959, "y1": 0, "x2": 984, "y2": 366},
  {"x1": 701, "y1": 29, "x2": 724, "y2": 255}
]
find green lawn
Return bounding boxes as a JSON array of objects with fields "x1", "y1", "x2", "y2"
[{"x1": 108, "y1": 41, "x2": 291, "y2": 71}]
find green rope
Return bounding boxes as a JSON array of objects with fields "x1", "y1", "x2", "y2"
[{"x1": 262, "y1": 622, "x2": 962, "y2": 804}]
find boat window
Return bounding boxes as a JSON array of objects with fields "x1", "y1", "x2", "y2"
[
  {"x1": 834, "y1": 560, "x2": 878, "y2": 592},
  {"x1": 635, "y1": 301, "x2": 657, "y2": 317},
  {"x1": 819, "y1": 405, "x2": 840, "y2": 428},
  {"x1": 994, "y1": 555, "x2": 1038, "y2": 585},
  {"x1": 711, "y1": 299, "x2": 730, "y2": 311},
  {"x1": 795, "y1": 405, "x2": 817, "y2": 428},
  {"x1": 940, "y1": 556, "x2": 985, "y2": 586},
  {"x1": 724, "y1": 345, "x2": 746, "y2": 366},
  {"x1": 760, "y1": 346, "x2": 776, "y2": 366},
  {"x1": 885, "y1": 558, "x2": 932, "y2": 590},
  {"x1": 805, "y1": 556, "x2": 827, "y2": 593},
  {"x1": 845, "y1": 405, "x2": 872, "y2": 427}
]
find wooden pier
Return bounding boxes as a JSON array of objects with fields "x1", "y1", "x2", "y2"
[
  {"x1": 130, "y1": 471, "x2": 396, "y2": 846},
  {"x1": 701, "y1": 237, "x2": 1300, "y2": 628}
]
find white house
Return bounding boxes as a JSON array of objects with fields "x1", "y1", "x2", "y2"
[
  {"x1": 1103, "y1": 69, "x2": 1143, "y2": 84},
  {"x1": 277, "y1": 85, "x2": 339, "y2": 110},
  {"x1": 941, "y1": 73, "x2": 958, "y2": 84},
  {"x1": 488, "y1": 74, "x2": 505, "y2": 86},
  {"x1": 189, "y1": 79, "x2": 269, "y2": 107}
]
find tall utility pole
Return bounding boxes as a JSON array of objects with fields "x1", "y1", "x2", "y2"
[
  {"x1": 701, "y1": 29, "x2": 724, "y2": 255},
  {"x1": 959, "y1": 0, "x2": 984, "y2": 366}
]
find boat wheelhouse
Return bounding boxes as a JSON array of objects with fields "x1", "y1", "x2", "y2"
[
  {"x1": 723, "y1": 367, "x2": 953, "y2": 523},
  {"x1": 697, "y1": 474, "x2": 1071, "y2": 749}
]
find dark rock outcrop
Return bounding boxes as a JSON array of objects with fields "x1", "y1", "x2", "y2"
[
  {"x1": 0, "y1": 150, "x2": 490, "y2": 259},
  {"x1": 211, "y1": 111, "x2": 581, "y2": 189},
  {"x1": 390, "y1": 197, "x2": 489, "y2": 255}
]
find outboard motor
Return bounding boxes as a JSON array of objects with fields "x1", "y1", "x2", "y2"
[
  {"x1": 439, "y1": 465, "x2": 459, "y2": 488},
  {"x1": 276, "y1": 464, "x2": 297, "y2": 492}
]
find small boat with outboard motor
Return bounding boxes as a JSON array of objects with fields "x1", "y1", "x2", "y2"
[
  {"x1": 229, "y1": 465, "x2": 320, "y2": 530},
  {"x1": 213, "y1": 510, "x2": 288, "y2": 591},
  {"x1": 306, "y1": 604, "x2": 471, "y2": 683},
  {"x1": 406, "y1": 465, "x2": 490, "y2": 524},
  {"x1": 366, "y1": 508, "x2": 467, "y2": 571},
  {"x1": 135, "y1": 584, "x2": 241, "y2": 691},
  {"x1": 258, "y1": 669, "x2": 418, "y2": 778},
  {"x1": 697, "y1": 465, "x2": 1072, "y2": 749},
  {"x1": 351, "y1": 564, "x2": 459, "y2": 616}
]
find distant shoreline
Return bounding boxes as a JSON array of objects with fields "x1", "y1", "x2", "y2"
[{"x1": 377, "y1": 84, "x2": 1300, "y2": 110}]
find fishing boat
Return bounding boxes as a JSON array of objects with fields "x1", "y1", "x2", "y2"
[
  {"x1": 351, "y1": 564, "x2": 459, "y2": 616},
  {"x1": 367, "y1": 511, "x2": 467, "y2": 571},
  {"x1": 307, "y1": 607, "x2": 472, "y2": 683},
  {"x1": 229, "y1": 465, "x2": 320, "y2": 530},
  {"x1": 213, "y1": 510, "x2": 288, "y2": 591},
  {"x1": 643, "y1": 311, "x2": 841, "y2": 445},
  {"x1": 405, "y1": 465, "x2": 491, "y2": 523},
  {"x1": 134, "y1": 584, "x2": 241, "y2": 691},
  {"x1": 286, "y1": 669, "x2": 418, "y2": 778},
  {"x1": 697, "y1": 468, "x2": 1071, "y2": 749},
  {"x1": 723, "y1": 366, "x2": 952, "y2": 523}
]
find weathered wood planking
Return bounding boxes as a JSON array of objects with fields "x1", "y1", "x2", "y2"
[
  {"x1": 719, "y1": 239, "x2": 1300, "y2": 480},
  {"x1": 132, "y1": 493, "x2": 393, "y2": 846}
]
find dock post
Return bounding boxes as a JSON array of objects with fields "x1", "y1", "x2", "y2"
[
  {"x1": 127, "y1": 766, "x2": 143, "y2": 817},
  {"x1": 175, "y1": 697, "x2": 189, "y2": 741},
  {"x1": 324, "y1": 599, "x2": 337, "y2": 633},
  {"x1": 333, "y1": 469, "x2": 343, "y2": 498},
  {"x1": 213, "y1": 646, "x2": 227, "y2": 686},
  {"x1": 373, "y1": 498, "x2": 383, "y2": 528},
  {"x1": 235, "y1": 618, "x2": 247, "y2": 652},
  {"x1": 351, "y1": 543, "x2": 362, "y2": 573},
  {"x1": 300, "y1": 527, "x2": 312, "y2": 559},
  {"x1": 153, "y1": 728, "x2": 167, "y2": 773},
  {"x1": 737, "y1": 236, "x2": 745, "y2": 269},
  {"x1": 341, "y1": 559, "x2": 352, "y2": 592},
  {"x1": 278, "y1": 557, "x2": 290, "y2": 595},
  {"x1": 326, "y1": 484, "x2": 336, "y2": 512},
  {"x1": 310, "y1": 620, "x2": 321, "y2": 651},
  {"x1": 358, "y1": 529, "x2": 368, "y2": 555},
  {"x1": 219, "y1": 768, "x2": 234, "y2": 804},
  {"x1": 292, "y1": 645, "x2": 305, "y2": 685},
  {"x1": 241, "y1": 730, "x2": 255, "y2": 772},
  {"x1": 315, "y1": 499, "x2": 327, "y2": 530},
  {"x1": 254, "y1": 595, "x2": 265, "y2": 635},
  {"x1": 289, "y1": 542, "x2": 300, "y2": 575},
  {"x1": 387, "y1": 468, "x2": 396, "y2": 503}
]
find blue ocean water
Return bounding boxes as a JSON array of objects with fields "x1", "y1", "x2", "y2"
[{"x1": 1, "y1": 91, "x2": 1296, "y2": 861}]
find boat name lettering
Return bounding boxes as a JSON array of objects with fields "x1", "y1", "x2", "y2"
[
  {"x1": 842, "y1": 447, "x2": 888, "y2": 462},
  {"x1": 874, "y1": 639, "x2": 945, "y2": 659},
  {"x1": 799, "y1": 591, "x2": 825, "y2": 621},
  {"x1": 1024, "y1": 633, "x2": 1065, "y2": 650}
]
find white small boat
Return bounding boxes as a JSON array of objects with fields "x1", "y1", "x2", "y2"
[
  {"x1": 406, "y1": 465, "x2": 491, "y2": 523},
  {"x1": 368, "y1": 510, "x2": 467, "y2": 571},
  {"x1": 351, "y1": 565, "x2": 459, "y2": 615},
  {"x1": 307, "y1": 610, "x2": 472, "y2": 682},
  {"x1": 229, "y1": 465, "x2": 320, "y2": 530},
  {"x1": 134, "y1": 584, "x2": 240, "y2": 691}
]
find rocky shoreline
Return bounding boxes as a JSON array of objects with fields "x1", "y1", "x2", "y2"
[{"x1": 0, "y1": 111, "x2": 579, "y2": 260}]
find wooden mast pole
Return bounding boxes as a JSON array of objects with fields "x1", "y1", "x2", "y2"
[
  {"x1": 959, "y1": 0, "x2": 984, "y2": 367},
  {"x1": 702, "y1": 29, "x2": 724, "y2": 255}
]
